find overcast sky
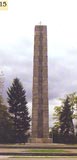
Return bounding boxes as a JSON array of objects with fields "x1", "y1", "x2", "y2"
[{"x1": 0, "y1": 0, "x2": 77, "y2": 126}]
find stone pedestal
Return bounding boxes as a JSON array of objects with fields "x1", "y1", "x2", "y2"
[{"x1": 31, "y1": 138, "x2": 52, "y2": 143}]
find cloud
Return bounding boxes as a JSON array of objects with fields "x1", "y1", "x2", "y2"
[
  {"x1": 48, "y1": 50, "x2": 77, "y2": 101},
  {"x1": 0, "y1": 37, "x2": 33, "y2": 102},
  {"x1": 1, "y1": 34, "x2": 77, "y2": 108}
]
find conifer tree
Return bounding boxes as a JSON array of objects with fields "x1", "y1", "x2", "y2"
[
  {"x1": 7, "y1": 78, "x2": 31, "y2": 143},
  {"x1": 59, "y1": 96, "x2": 74, "y2": 136}
]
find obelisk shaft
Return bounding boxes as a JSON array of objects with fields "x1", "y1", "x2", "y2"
[{"x1": 32, "y1": 25, "x2": 50, "y2": 143}]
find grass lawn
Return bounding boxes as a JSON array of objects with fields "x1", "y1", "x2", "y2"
[
  {"x1": 10, "y1": 156, "x2": 77, "y2": 159},
  {"x1": 27, "y1": 149, "x2": 69, "y2": 153}
]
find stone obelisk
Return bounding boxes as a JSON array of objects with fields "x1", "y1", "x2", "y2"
[{"x1": 32, "y1": 25, "x2": 50, "y2": 143}]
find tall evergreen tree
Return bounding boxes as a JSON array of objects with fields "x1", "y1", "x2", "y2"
[
  {"x1": 7, "y1": 78, "x2": 31, "y2": 143},
  {"x1": 59, "y1": 96, "x2": 74, "y2": 136}
]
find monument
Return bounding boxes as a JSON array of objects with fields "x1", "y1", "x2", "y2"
[{"x1": 31, "y1": 25, "x2": 50, "y2": 143}]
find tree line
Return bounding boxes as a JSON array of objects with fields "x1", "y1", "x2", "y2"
[
  {"x1": 50, "y1": 93, "x2": 77, "y2": 143},
  {"x1": 0, "y1": 76, "x2": 77, "y2": 144}
]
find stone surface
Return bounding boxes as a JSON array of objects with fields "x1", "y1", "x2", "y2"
[
  {"x1": 32, "y1": 25, "x2": 50, "y2": 143},
  {"x1": 1, "y1": 157, "x2": 77, "y2": 160}
]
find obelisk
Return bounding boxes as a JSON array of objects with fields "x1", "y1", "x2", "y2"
[{"x1": 32, "y1": 25, "x2": 50, "y2": 143}]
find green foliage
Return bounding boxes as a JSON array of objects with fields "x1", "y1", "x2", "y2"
[
  {"x1": 7, "y1": 78, "x2": 31, "y2": 143},
  {"x1": 59, "y1": 96, "x2": 74, "y2": 136},
  {"x1": 0, "y1": 97, "x2": 13, "y2": 143},
  {"x1": 53, "y1": 106, "x2": 62, "y2": 130},
  {"x1": 53, "y1": 106, "x2": 62, "y2": 120},
  {"x1": 53, "y1": 93, "x2": 77, "y2": 143},
  {"x1": 53, "y1": 94, "x2": 76, "y2": 134}
]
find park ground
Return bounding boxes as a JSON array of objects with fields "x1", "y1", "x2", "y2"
[
  {"x1": 0, "y1": 156, "x2": 77, "y2": 160},
  {"x1": 0, "y1": 144, "x2": 77, "y2": 160}
]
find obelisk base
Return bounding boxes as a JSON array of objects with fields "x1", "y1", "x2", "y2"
[{"x1": 30, "y1": 138, "x2": 52, "y2": 143}]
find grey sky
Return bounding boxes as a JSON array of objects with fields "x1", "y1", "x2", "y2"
[{"x1": 0, "y1": 0, "x2": 77, "y2": 126}]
